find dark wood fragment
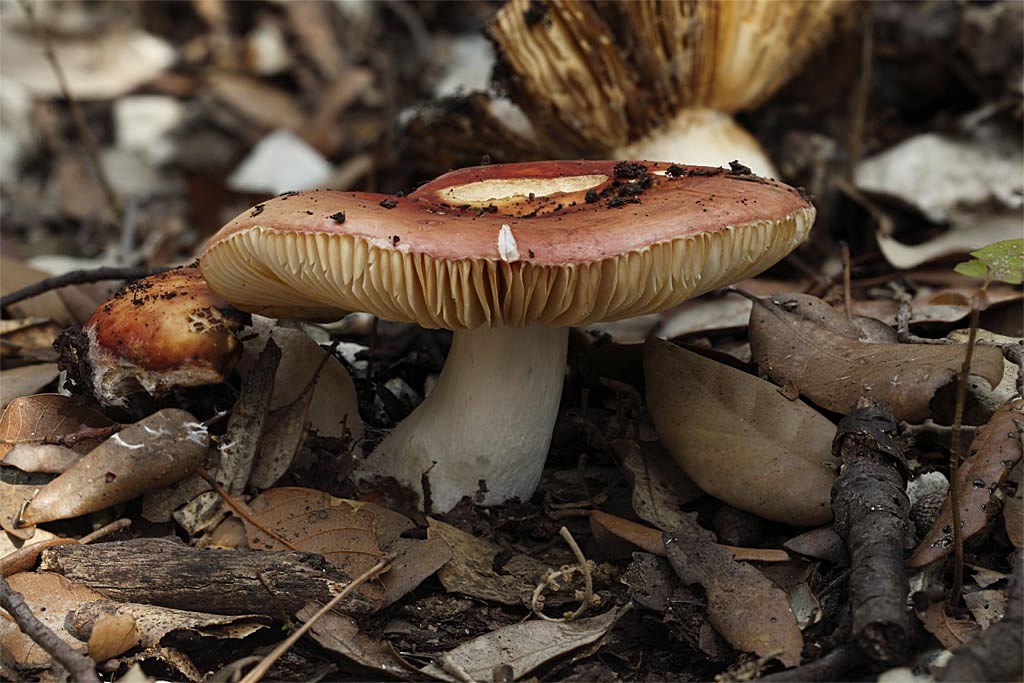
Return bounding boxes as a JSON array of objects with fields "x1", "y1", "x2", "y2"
[
  {"x1": 759, "y1": 644, "x2": 862, "y2": 682},
  {"x1": 938, "y1": 548, "x2": 1023, "y2": 682},
  {"x1": 38, "y1": 538, "x2": 375, "y2": 616},
  {"x1": 830, "y1": 403, "x2": 911, "y2": 665}
]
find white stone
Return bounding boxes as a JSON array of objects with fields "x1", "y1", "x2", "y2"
[{"x1": 227, "y1": 129, "x2": 332, "y2": 195}]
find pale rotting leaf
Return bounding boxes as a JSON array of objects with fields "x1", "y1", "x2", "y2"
[
  {"x1": 243, "y1": 487, "x2": 385, "y2": 608},
  {"x1": 419, "y1": 605, "x2": 626, "y2": 682},
  {"x1": 20, "y1": 409, "x2": 209, "y2": 526},
  {"x1": 663, "y1": 528, "x2": 804, "y2": 668},
  {"x1": 3, "y1": 443, "x2": 81, "y2": 474},
  {"x1": 748, "y1": 293, "x2": 1005, "y2": 423},
  {"x1": 0, "y1": 393, "x2": 114, "y2": 458},
  {"x1": 909, "y1": 400, "x2": 1024, "y2": 567},
  {"x1": 69, "y1": 601, "x2": 268, "y2": 652},
  {"x1": 644, "y1": 338, "x2": 838, "y2": 526},
  {"x1": 427, "y1": 517, "x2": 547, "y2": 605},
  {"x1": 963, "y1": 589, "x2": 1007, "y2": 630},
  {"x1": 0, "y1": 572, "x2": 107, "y2": 670}
]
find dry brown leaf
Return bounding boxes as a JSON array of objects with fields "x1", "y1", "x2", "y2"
[
  {"x1": 69, "y1": 601, "x2": 267, "y2": 651},
  {"x1": 21, "y1": 409, "x2": 209, "y2": 526},
  {"x1": 0, "y1": 320, "x2": 61, "y2": 362},
  {"x1": 0, "y1": 572, "x2": 106, "y2": 669},
  {"x1": 206, "y1": 72, "x2": 305, "y2": 130},
  {"x1": 613, "y1": 438, "x2": 702, "y2": 534},
  {"x1": 644, "y1": 338, "x2": 838, "y2": 526},
  {"x1": 664, "y1": 526, "x2": 804, "y2": 668},
  {"x1": 243, "y1": 487, "x2": 384, "y2": 608},
  {"x1": 0, "y1": 256, "x2": 71, "y2": 324},
  {"x1": 87, "y1": 611, "x2": 139, "y2": 662},
  {"x1": 590, "y1": 510, "x2": 790, "y2": 563},
  {"x1": 3, "y1": 443, "x2": 81, "y2": 473},
  {"x1": 909, "y1": 400, "x2": 1024, "y2": 567},
  {"x1": 0, "y1": 393, "x2": 113, "y2": 458},
  {"x1": 1005, "y1": 487, "x2": 1023, "y2": 549},
  {"x1": 0, "y1": 482, "x2": 40, "y2": 537},
  {"x1": 748, "y1": 293, "x2": 1005, "y2": 422},
  {"x1": 427, "y1": 517, "x2": 547, "y2": 605},
  {"x1": 420, "y1": 606, "x2": 627, "y2": 681},
  {"x1": 298, "y1": 605, "x2": 410, "y2": 678},
  {"x1": 240, "y1": 321, "x2": 363, "y2": 441},
  {"x1": 916, "y1": 602, "x2": 980, "y2": 649}
]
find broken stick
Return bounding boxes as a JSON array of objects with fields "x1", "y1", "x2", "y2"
[{"x1": 831, "y1": 403, "x2": 911, "y2": 665}]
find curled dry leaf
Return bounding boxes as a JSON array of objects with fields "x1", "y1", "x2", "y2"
[
  {"x1": 664, "y1": 528, "x2": 804, "y2": 668},
  {"x1": 21, "y1": 409, "x2": 209, "y2": 526},
  {"x1": 3, "y1": 443, "x2": 81, "y2": 474},
  {"x1": 69, "y1": 601, "x2": 268, "y2": 652},
  {"x1": 427, "y1": 518, "x2": 547, "y2": 606},
  {"x1": 0, "y1": 394, "x2": 114, "y2": 458},
  {"x1": 909, "y1": 400, "x2": 1024, "y2": 567},
  {"x1": 243, "y1": 487, "x2": 385, "y2": 608},
  {"x1": 747, "y1": 293, "x2": 1005, "y2": 422},
  {"x1": 644, "y1": 338, "x2": 838, "y2": 526},
  {"x1": 420, "y1": 606, "x2": 627, "y2": 682},
  {"x1": 0, "y1": 572, "x2": 107, "y2": 670}
]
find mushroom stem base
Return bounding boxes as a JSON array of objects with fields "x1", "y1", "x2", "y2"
[
  {"x1": 358, "y1": 325, "x2": 568, "y2": 513},
  {"x1": 618, "y1": 108, "x2": 777, "y2": 178}
]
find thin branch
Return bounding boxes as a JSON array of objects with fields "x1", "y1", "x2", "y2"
[
  {"x1": 237, "y1": 556, "x2": 393, "y2": 683},
  {"x1": 1, "y1": 266, "x2": 171, "y2": 310},
  {"x1": 840, "y1": 241, "x2": 853, "y2": 319},
  {"x1": 0, "y1": 575, "x2": 100, "y2": 683},
  {"x1": 17, "y1": 0, "x2": 123, "y2": 226}
]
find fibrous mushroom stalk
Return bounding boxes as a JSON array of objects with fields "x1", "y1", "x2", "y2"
[{"x1": 358, "y1": 324, "x2": 568, "y2": 512}]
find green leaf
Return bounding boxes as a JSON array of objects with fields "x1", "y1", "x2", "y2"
[
  {"x1": 954, "y1": 259, "x2": 989, "y2": 281},
  {"x1": 955, "y1": 239, "x2": 1024, "y2": 285}
]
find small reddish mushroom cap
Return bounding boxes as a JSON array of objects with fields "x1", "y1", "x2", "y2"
[
  {"x1": 201, "y1": 161, "x2": 815, "y2": 328},
  {"x1": 85, "y1": 266, "x2": 244, "y2": 401}
]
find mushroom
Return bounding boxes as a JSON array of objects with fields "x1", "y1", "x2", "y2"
[
  {"x1": 409, "y1": 0, "x2": 849, "y2": 177},
  {"x1": 67, "y1": 265, "x2": 246, "y2": 407},
  {"x1": 199, "y1": 160, "x2": 815, "y2": 512}
]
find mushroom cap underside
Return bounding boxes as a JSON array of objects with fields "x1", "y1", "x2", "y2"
[{"x1": 200, "y1": 160, "x2": 815, "y2": 328}]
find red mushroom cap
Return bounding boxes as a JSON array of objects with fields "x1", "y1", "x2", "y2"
[{"x1": 201, "y1": 161, "x2": 814, "y2": 328}]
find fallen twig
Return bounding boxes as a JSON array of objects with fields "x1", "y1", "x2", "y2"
[
  {"x1": 0, "y1": 575, "x2": 100, "y2": 683},
  {"x1": 237, "y1": 555, "x2": 393, "y2": 683},
  {"x1": 831, "y1": 403, "x2": 911, "y2": 665},
  {"x1": 0, "y1": 266, "x2": 170, "y2": 310}
]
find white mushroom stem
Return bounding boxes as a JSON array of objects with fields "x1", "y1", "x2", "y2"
[
  {"x1": 617, "y1": 108, "x2": 778, "y2": 178},
  {"x1": 358, "y1": 324, "x2": 569, "y2": 513}
]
